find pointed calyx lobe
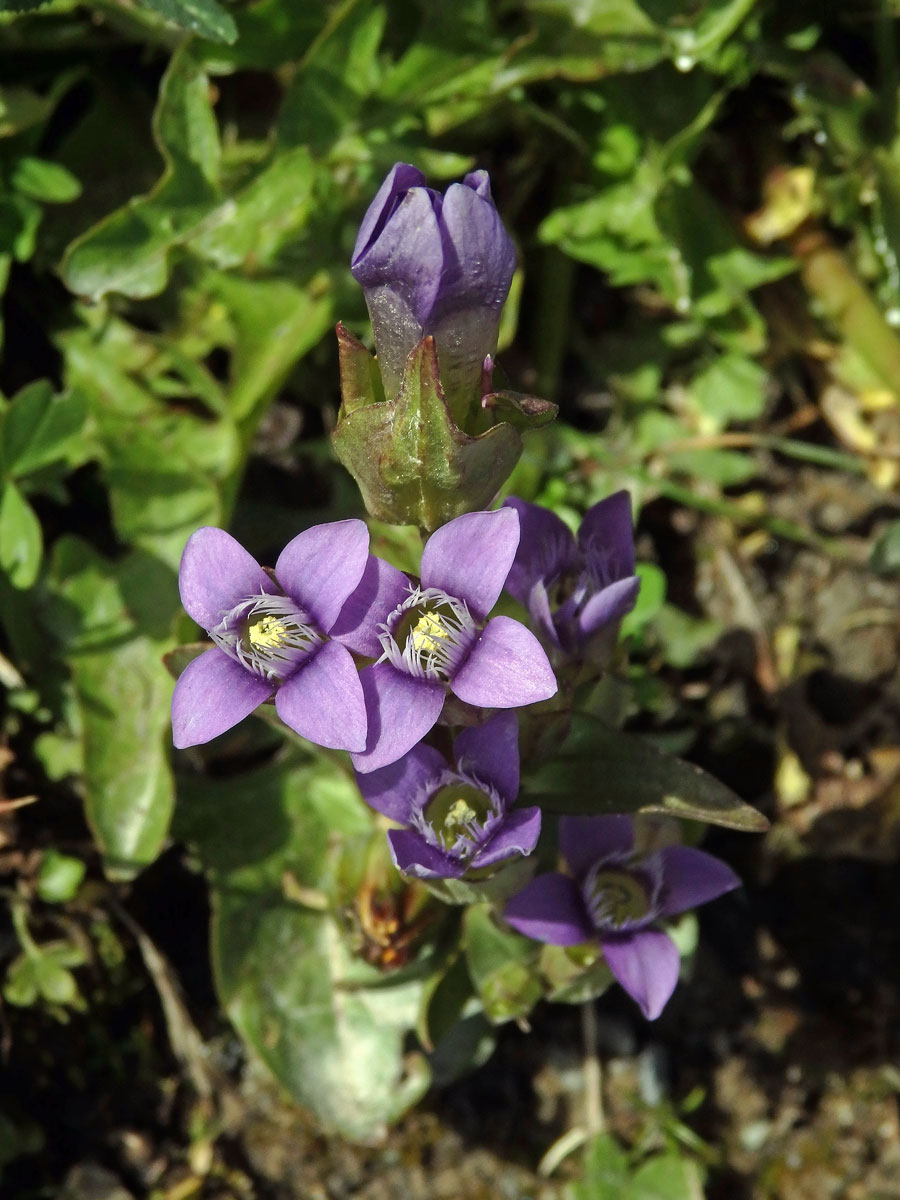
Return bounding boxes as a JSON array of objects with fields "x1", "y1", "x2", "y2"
[{"x1": 332, "y1": 335, "x2": 522, "y2": 532}]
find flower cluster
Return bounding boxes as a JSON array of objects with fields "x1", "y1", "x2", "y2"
[
  {"x1": 172, "y1": 507, "x2": 557, "y2": 768},
  {"x1": 171, "y1": 163, "x2": 745, "y2": 1026}
]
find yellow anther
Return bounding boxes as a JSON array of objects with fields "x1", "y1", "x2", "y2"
[
  {"x1": 410, "y1": 610, "x2": 450, "y2": 655},
  {"x1": 446, "y1": 798, "x2": 477, "y2": 828},
  {"x1": 247, "y1": 615, "x2": 290, "y2": 650}
]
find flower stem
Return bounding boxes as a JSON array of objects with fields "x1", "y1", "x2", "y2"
[{"x1": 581, "y1": 999, "x2": 605, "y2": 1137}]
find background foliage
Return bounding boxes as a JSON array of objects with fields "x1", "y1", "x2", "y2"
[{"x1": 1, "y1": 0, "x2": 899, "y2": 1196}]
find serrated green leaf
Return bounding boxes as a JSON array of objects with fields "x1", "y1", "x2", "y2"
[
  {"x1": 0, "y1": 481, "x2": 42, "y2": 588},
  {"x1": 525, "y1": 715, "x2": 768, "y2": 832}
]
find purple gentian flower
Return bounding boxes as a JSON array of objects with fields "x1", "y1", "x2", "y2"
[
  {"x1": 330, "y1": 507, "x2": 557, "y2": 774},
  {"x1": 356, "y1": 712, "x2": 540, "y2": 879},
  {"x1": 504, "y1": 816, "x2": 740, "y2": 1020},
  {"x1": 502, "y1": 492, "x2": 641, "y2": 658},
  {"x1": 172, "y1": 522, "x2": 370, "y2": 752},
  {"x1": 351, "y1": 163, "x2": 517, "y2": 404}
]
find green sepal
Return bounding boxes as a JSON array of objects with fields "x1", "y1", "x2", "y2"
[
  {"x1": 479, "y1": 389, "x2": 559, "y2": 431},
  {"x1": 336, "y1": 322, "x2": 384, "y2": 414},
  {"x1": 332, "y1": 335, "x2": 523, "y2": 533}
]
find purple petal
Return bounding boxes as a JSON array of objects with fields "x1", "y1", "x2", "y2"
[
  {"x1": 503, "y1": 873, "x2": 595, "y2": 946},
  {"x1": 471, "y1": 807, "x2": 541, "y2": 870},
  {"x1": 387, "y1": 828, "x2": 464, "y2": 879},
  {"x1": 353, "y1": 188, "x2": 445, "y2": 397},
  {"x1": 420, "y1": 508, "x2": 520, "y2": 621},
  {"x1": 179, "y1": 527, "x2": 275, "y2": 631},
  {"x1": 527, "y1": 579, "x2": 562, "y2": 648},
  {"x1": 451, "y1": 616, "x2": 557, "y2": 708},
  {"x1": 435, "y1": 181, "x2": 517, "y2": 324},
  {"x1": 351, "y1": 663, "x2": 445, "y2": 774},
  {"x1": 576, "y1": 575, "x2": 641, "y2": 642},
  {"x1": 275, "y1": 520, "x2": 369, "y2": 633},
  {"x1": 171, "y1": 648, "x2": 272, "y2": 748},
  {"x1": 351, "y1": 163, "x2": 426, "y2": 267},
  {"x1": 578, "y1": 490, "x2": 636, "y2": 576},
  {"x1": 462, "y1": 169, "x2": 491, "y2": 199},
  {"x1": 274, "y1": 641, "x2": 366, "y2": 752},
  {"x1": 453, "y1": 711, "x2": 519, "y2": 803},
  {"x1": 502, "y1": 498, "x2": 577, "y2": 605},
  {"x1": 656, "y1": 846, "x2": 741, "y2": 918},
  {"x1": 328, "y1": 554, "x2": 411, "y2": 657},
  {"x1": 355, "y1": 743, "x2": 446, "y2": 822},
  {"x1": 559, "y1": 815, "x2": 636, "y2": 880},
  {"x1": 601, "y1": 929, "x2": 680, "y2": 1021}
]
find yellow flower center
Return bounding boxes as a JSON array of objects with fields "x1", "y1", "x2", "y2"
[
  {"x1": 247, "y1": 615, "x2": 292, "y2": 651},
  {"x1": 410, "y1": 610, "x2": 451, "y2": 656},
  {"x1": 587, "y1": 868, "x2": 651, "y2": 927},
  {"x1": 425, "y1": 783, "x2": 493, "y2": 851}
]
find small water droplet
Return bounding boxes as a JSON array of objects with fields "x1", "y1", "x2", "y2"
[
  {"x1": 813, "y1": 129, "x2": 827, "y2": 145},
  {"x1": 675, "y1": 295, "x2": 690, "y2": 314},
  {"x1": 675, "y1": 54, "x2": 695, "y2": 72},
  {"x1": 886, "y1": 306, "x2": 900, "y2": 327}
]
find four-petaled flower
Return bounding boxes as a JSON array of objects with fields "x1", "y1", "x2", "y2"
[
  {"x1": 172, "y1": 522, "x2": 371, "y2": 752},
  {"x1": 331, "y1": 507, "x2": 558, "y2": 774},
  {"x1": 351, "y1": 163, "x2": 517, "y2": 406},
  {"x1": 503, "y1": 492, "x2": 641, "y2": 659},
  {"x1": 503, "y1": 815, "x2": 740, "y2": 1020},
  {"x1": 356, "y1": 712, "x2": 540, "y2": 879}
]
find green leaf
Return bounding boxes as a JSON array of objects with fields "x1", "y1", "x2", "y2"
[
  {"x1": 525, "y1": 715, "x2": 769, "y2": 832},
  {"x1": 207, "y1": 271, "x2": 335, "y2": 428},
  {"x1": 870, "y1": 519, "x2": 900, "y2": 575},
  {"x1": 629, "y1": 1153, "x2": 706, "y2": 1200},
  {"x1": 0, "y1": 381, "x2": 87, "y2": 479},
  {"x1": 0, "y1": 482, "x2": 42, "y2": 589},
  {"x1": 3, "y1": 942, "x2": 86, "y2": 1010},
  {"x1": 621, "y1": 563, "x2": 666, "y2": 637},
  {"x1": 133, "y1": 0, "x2": 237, "y2": 44},
  {"x1": 689, "y1": 353, "x2": 768, "y2": 427},
  {"x1": 178, "y1": 757, "x2": 431, "y2": 1141},
  {"x1": 276, "y1": 0, "x2": 386, "y2": 153},
  {"x1": 190, "y1": 147, "x2": 317, "y2": 271},
  {"x1": 569, "y1": 1133, "x2": 630, "y2": 1200},
  {"x1": 49, "y1": 540, "x2": 178, "y2": 878},
  {"x1": 10, "y1": 156, "x2": 81, "y2": 204},
  {"x1": 36, "y1": 850, "x2": 86, "y2": 904},
  {"x1": 62, "y1": 45, "x2": 222, "y2": 300}
]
